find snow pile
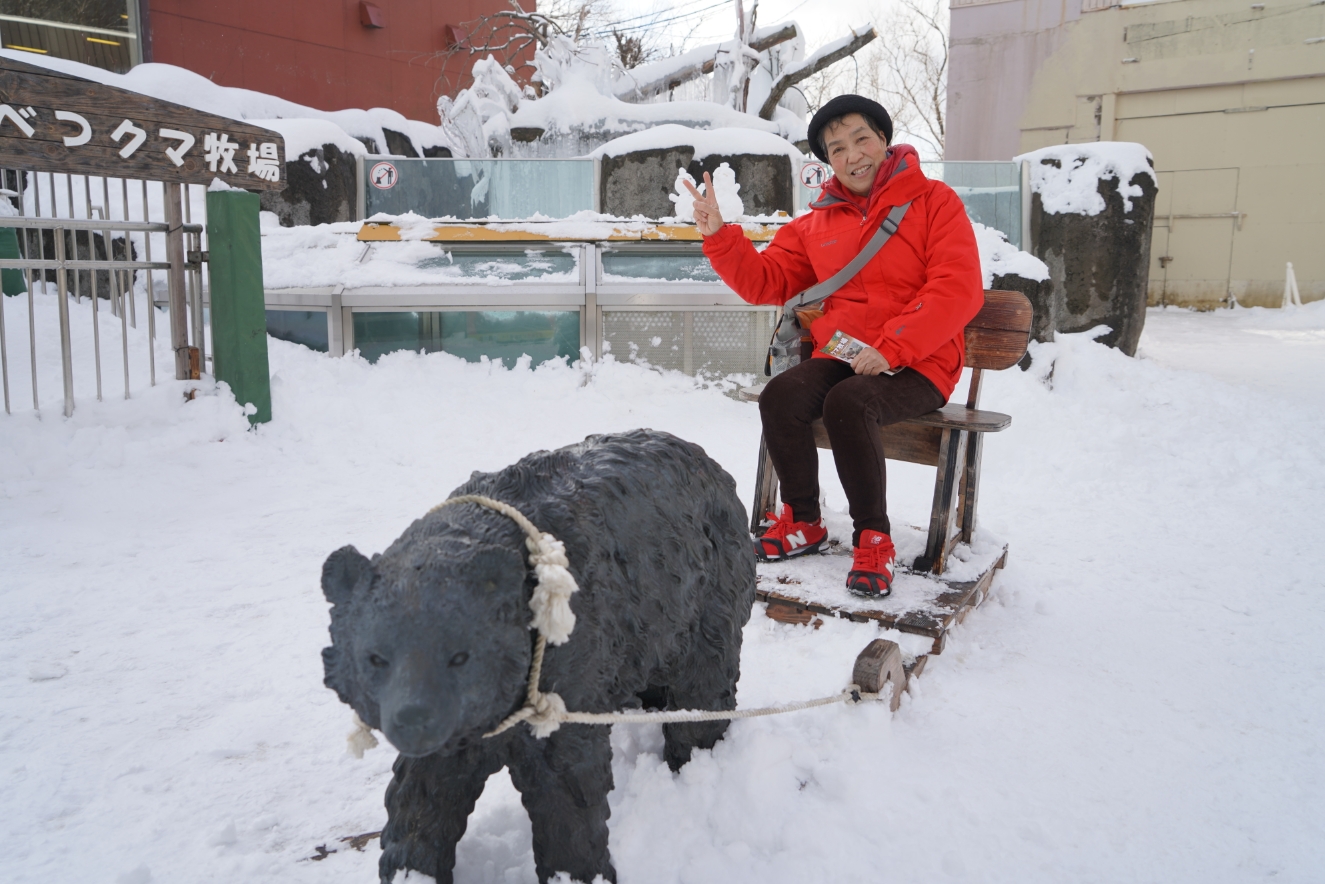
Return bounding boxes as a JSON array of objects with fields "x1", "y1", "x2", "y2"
[
  {"x1": 2, "y1": 291, "x2": 1324, "y2": 882},
  {"x1": 972, "y1": 222, "x2": 1049, "y2": 286},
  {"x1": 1014, "y1": 142, "x2": 1156, "y2": 215},
  {"x1": 1, "y1": 50, "x2": 451, "y2": 160}
]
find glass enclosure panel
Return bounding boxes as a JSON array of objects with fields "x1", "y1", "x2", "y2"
[
  {"x1": 922, "y1": 161, "x2": 1023, "y2": 249},
  {"x1": 366, "y1": 159, "x2": 595, "y2": 220},
  {"x1": 416, "y1": 246, "x2": 579, "y2": 282},
  {"x1": 266, "y1": 309, "x2": 329, "y2": 353},
  {"x1": 600, "y1": 247, "x2": 721, "y2": 283},
  {"x1": 795, "y1": 159, "x2": 1024, "y2": 248},
  {"x1": 602, "y1": 309, "x2": 776, "y2": 377},
  {"x1": 353, "y1": 310, "x2": 579, "y2": 368}
]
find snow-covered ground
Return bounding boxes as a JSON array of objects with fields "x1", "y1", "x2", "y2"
[{"x1": 2, "y1": 295, "x2": 1323, "y2": 883}]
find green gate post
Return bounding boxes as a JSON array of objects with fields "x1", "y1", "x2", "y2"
[
  {"x1": 206, "y1": 189, "x2": 272, "y2": 425},
  {"x1": 0, "y1": 226, "x2": 25, "y2": 296}
]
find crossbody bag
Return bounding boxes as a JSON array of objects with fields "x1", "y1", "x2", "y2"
[{"x1": 765, "y1": 200, "x2": 912, "y2": 377}]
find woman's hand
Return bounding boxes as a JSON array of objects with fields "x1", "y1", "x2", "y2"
[
  {"x1": 682, "y1": 171, "x2": 724, "y2": 236},
  {"x1": 851, "y1": 346, "x2": 891, "y2": 376}
]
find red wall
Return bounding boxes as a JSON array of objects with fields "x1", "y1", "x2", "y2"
[{"x1": 145, "y1": 0, "x2": 523, "y2": 123}]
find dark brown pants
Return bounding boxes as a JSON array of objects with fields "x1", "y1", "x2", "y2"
[{"x1": 759, "y1": 358, "x2": 945, "y2": 545}]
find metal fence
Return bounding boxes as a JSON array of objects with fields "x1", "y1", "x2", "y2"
[{"x1": 0, "y1": 169, "x2": 208, "y2": 417}]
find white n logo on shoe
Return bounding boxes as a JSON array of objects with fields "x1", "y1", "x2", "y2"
[{"x1": 786, "y1": 531, "x2": 808, "y2": 550}]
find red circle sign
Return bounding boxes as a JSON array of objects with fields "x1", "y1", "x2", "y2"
[
  {"x1": 799, "y1": 162, "x2": 828, "y2": 189},
  {"x1": 370, "y1": 161, "x2": 399, "y2": 190}
]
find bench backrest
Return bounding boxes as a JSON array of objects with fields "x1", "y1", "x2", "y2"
[{"x1": 965, "y1": 290, "x2": 1033, "y2": 371}]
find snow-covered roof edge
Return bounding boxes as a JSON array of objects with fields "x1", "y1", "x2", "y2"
[{"x1": 0, "y1": 50, "x2": 453, "y2": 161}]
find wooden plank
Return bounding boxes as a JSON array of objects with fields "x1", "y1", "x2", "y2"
[
  {"x1": 0, "y1": 55, "x2": 285, "y2": 190},
  {"x1": 965, "y1": 290, "x2": 1033, "y2": 370},
  {"x1": 356, "y1": 222, "x2": 782, "y2": 243},
  {"x1": 756, "y1": 547, "x2": 1008, "y2": 655},
  {"x1": 907, "y1": 403, "x2": 1010, "y2": 433}
]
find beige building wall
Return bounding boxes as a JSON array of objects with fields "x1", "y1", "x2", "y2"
[{"x1": 949, "y1": 0, "x2": 1325, "y2": 307}]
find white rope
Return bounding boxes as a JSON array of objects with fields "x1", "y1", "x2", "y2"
[{"x1": 346, "y1": 494, "x2": 887, "y2": 755}]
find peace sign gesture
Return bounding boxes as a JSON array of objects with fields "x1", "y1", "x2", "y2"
[{"x1": 683, "y1": 171, "x2": 725, "y2": 237}]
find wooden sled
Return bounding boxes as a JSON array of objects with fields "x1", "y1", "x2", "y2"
[{"x1": 742, "y1": 290, "x2": 1032, "y2": 683}]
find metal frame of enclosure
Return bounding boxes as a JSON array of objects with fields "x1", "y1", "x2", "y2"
[{"x1": 264, "y1": 239, "x2": 780, "y2": 377}]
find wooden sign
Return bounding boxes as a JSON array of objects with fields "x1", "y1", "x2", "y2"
[{"x1": 0, "y1": 55, "x2": 285, "y2": 191}]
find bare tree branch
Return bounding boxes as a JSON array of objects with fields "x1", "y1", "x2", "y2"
[
  {"x1": 757, "y1": 26, "x2": 877, "y2": 120},
  {"x1": 613, "y1": 24, "x2": 799, "y2": 102}
]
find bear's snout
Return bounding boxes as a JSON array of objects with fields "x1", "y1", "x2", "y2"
[{"x1": 383, "y1": 697, "x2": 460, "y2": 757}]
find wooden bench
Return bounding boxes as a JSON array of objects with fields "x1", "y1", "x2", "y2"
[{"x1": 741, "y1": 289, "x2": 1033, "y2": 577}]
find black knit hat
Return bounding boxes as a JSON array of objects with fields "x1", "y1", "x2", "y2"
[{"x1": 806, "y1": 95, "x2": 893, "y2": 162}]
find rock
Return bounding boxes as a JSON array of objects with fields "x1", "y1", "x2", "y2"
[
  {"x1": 600, "y1": 146, "x2": 793, "y2": 218},
  {"x1": 600, "y1": 146, "x2": 696, "y2": 219},
  {"x1": 259, "y1": 142, "x2": 357, "y2": 227},
  {"x1": 382, "y1": 128, "x2": 419, "y2": 157},
  {"x1": 1029, "y1": 169, "x2": 1157, "y2": 356}
]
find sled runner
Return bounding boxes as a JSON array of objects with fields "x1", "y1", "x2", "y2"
[{"x1": 741, "y1": 290, "x2": 1032, "y2": 658}]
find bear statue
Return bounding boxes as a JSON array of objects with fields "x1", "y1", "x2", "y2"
[{"x1": 321, "y1": 429, "x2": 757, "y2": 884}]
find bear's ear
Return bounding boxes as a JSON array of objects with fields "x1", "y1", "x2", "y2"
[{"x1": 322, "y1": 545, "x2": 372, "y2": 605}]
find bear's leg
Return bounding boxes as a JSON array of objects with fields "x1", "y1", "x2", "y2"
[
  {"x1": 379, "y1": 745, "x2": 504, "y2": 884},
  {"x1": 661, "y1": 617, "x2": 743, "y2": 771},
  {"x1": 508, "y1": 724, "x2": 616, "y2": 884}
]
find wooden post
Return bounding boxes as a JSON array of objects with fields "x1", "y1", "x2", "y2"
[
  {"x1": 165, "y1": 183, "x2": 191, "y2": 381},
  {"x1": 206, "y1": 188, "x2": 271, "y2": 425}
]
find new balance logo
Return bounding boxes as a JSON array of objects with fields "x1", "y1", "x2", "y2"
[{"x1": 786, "y1": 531, "x2": 808, "y2": 549}]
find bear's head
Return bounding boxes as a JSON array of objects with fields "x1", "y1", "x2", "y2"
[{"x1": 321, "y1": 534, "x2": 533, "y2": 757}]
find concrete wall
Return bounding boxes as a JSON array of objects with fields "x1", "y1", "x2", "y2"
[{"x1": 949, "y1": 0, "x2": 1325, "y2": 307}]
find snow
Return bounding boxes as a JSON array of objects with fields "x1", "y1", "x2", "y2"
[
  {"x1": 1014, "y1": 142, "x2": 1157, "y2": 215},
  {"x1": 972, "y1": 222, "x2": 1049, "y2": 286},
  {"x1": 1, "y1": 50, "x2": 449, "y2": 161},
  {"x1": 3, "y1": 284, "x2": 1324, "y2": 882},
  {"x1": 590, "y1": 124, "x2": 806, "y2": 162},
  {"x1": 504, "y1": 77, "x2": 807, "y2": 155}
]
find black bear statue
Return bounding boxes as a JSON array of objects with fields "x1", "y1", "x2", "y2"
[{"x1": 321, "y1": 429, "x2": 757, "y2": 884}]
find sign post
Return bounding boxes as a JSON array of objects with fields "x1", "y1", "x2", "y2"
[{"x1": 0, "y1": 56, "x2": 285, "y2": 416}]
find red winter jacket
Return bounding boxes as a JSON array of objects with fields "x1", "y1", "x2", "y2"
[{"x1": 702, "y1": 145, "x2": 984, "y2": 399}]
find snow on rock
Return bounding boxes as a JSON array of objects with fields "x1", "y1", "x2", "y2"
[
  {"x1": 3, "y1": 290, "x2": 1325, "y2": 882},
  {"x1": 1014, "y1": 141, "x2": 1156, "y2": 215},
  {"x1": 973, "y1": 222, "x2": 1049, "y2": 287},
  {"x1": 590, "y1": 124, "x2": 806, "y2": 162}
]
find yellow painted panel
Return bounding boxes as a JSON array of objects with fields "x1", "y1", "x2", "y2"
[
  {"x1": 355, "y1": 223, "x2": 781, "y2": 243},
  {"x1": 1243, "y1": 75, "x2": 1325, "y2": 109}
]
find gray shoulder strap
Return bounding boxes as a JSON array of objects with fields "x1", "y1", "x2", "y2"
[{"x1": 788, "y1": 200, "x2": 912, "y2": 309}]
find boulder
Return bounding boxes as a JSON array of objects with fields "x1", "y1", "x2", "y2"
[
  {"x1": 1028, "y1": 164, "x2": 1158, "y2": 356},
  {"x1": 259, "y1": 142, "x2": 358, "y2": 227},
  {"x1": 600, "y1": 146, "x2": 794, "y2": 218}
]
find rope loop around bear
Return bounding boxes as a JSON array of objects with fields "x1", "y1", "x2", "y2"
[{"x1": 345, "y1": 494, "x2": 888, "y2": 756}]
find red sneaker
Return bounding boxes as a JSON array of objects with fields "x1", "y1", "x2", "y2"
[
  {"x1": 847, "y1": 530, "x2": 895, "y2": 597},
  {"x1": 754, "y1": 504, "x2": 827, "y2": 561}
]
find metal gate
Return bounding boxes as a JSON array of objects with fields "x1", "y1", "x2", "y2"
[{"x1": 0, "y1": 170, "x2": 208, "y2": 416}]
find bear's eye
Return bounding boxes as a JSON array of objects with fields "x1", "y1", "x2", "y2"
[
  {"x1": 367, "y1": 653, "x2": 390, "y2": 669},
  {"x1": 449, "y1": 652, "x2": 469, "y2": 667}
]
